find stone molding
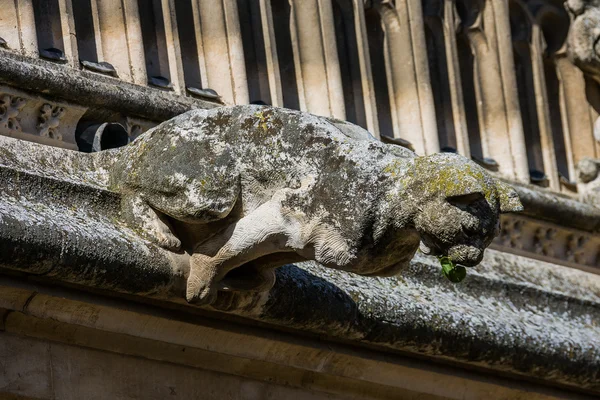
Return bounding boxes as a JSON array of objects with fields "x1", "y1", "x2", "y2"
[
  {"x1": 493, "y1": 214, "x2": 599, "y2": 272},
  {"x1": 0, "y1": 49, "x2": 218, "y2": 124},
  {"x1": 0, "y1": 277, "x2": 594, "y2": 400},
  {"x1": 0, "y1": 93, "x2": 26, "y2": 133},
  {"x1": 0, "y1": 85, "x2": 87, "y2": 150}
]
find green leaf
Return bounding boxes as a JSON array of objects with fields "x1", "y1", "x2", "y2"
[
  {"x1": 438, "y1": 256, "x2": 467, "y2": 283},
  {"x1": 445, "y1": 265, "x2": 467, "y2": 283}
]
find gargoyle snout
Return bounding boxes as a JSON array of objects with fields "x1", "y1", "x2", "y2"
[
  {"x1": 420, "y1": 240, "x2": 484, "y2": 267},
  {"x1": 447, "y1": 244, "x2": 484, "y2": 267}
]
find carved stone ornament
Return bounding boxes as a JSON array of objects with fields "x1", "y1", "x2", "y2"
[
  {"x1": 566, "y1": 0, "x2": 600, "y2": 82},
  {"x1": 494, "y1": 214, "x2": 600, "y2": 269},
  {"x1": 101, "y1": 105, "x2": 522, "y2": 304},
  {"x1": 37, "y1": 103, "x2": 66, "y2": 140},
  {"x1": 0, "y1": 93, "x2": 26, "y2": 132},
  {"x1": 577, "y1": 157, "x2": 600, "y2": 206}
]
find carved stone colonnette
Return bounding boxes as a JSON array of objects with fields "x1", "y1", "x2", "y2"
[{"x1": 566, "y1": 0, "x2": 600, "y2": 205}]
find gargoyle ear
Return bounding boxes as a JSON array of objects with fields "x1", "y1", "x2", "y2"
[{"x1": 496, "y1": 181, "x2": 523, "y2": 213}]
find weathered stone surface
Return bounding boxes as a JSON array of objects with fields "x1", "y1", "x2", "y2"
[
  {"x1": 1, "y1": 105, "x2": 522, "y2": 304},
  {"x1": 103, "y1": 105, "x2": 521, "y2": 304},
  {"x1": 0, "y1": 49, "x2": 218, "y2": 123},
  {"x1": 577, "y1": 157, "x2": 600, "y2": 207},
  {"x1": 0, "y1": 157, "x2": 598, "y2": 394},
  {"x1": 0, "y1": 149, "x2": 187, "y2": 297},
  {"x1": 254, "y1": 254, "x2": 600, "y2": 391},
  {"x1": 567, "y1": 0, "x2": 600, "y2": 83}
]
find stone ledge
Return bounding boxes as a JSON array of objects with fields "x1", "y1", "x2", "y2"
[
  {"x1": 511, "y1": 181, "x2": 600, "y2": 233},
  {"x1": 0, "y1": 279, "x2": 595, "y2": 400},
  {"x1": 0, "y1": 137, "x2": 599, "y2": 396},
  {"x1": 0, "y1": 49, "x2": 218, "y2": 123}
]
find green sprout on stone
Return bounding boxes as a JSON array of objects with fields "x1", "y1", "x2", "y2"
[{"x1": 438, "y1": 256, "x2": 467, "y2": 283}]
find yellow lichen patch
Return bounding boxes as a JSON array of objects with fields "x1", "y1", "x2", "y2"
[
  {"x1": 382, "y1": 159, "x2": 406, "y2": 178},
  {"x1": 255, "y1": 110, "x2": 270, "y2": 134},
  {"x1": 413, "y1": 156, "x2": 494, "y2": 201}
]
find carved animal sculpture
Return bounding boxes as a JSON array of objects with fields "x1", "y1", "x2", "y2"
[
  {"x1": 577, "y1": 157, "x2": 600, "y2": 206},
  {"x1": 567, "y1": 0, "x2": 600, "y2": 83},
  {"x1": 108, "y1": 105, "x2": 522, "y2": 304}
]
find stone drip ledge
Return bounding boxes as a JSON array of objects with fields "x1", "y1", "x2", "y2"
[
  {"x1": 0, "y1": 141, "x2": 599, "y2": 395},
  {"x1": 0, "y1": 49, "x2": 218, "y2": 122},
  {"x1": 510, "y1": 181, "x2": 600, "y2": 232}
]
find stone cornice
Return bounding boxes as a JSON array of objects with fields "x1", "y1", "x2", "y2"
[
  {"x1": 489, "y1": 181, "x2": 600, "y2": 273},
  {"x1": 0, "y1": 135, "x2": 598, "y2": 396},
  {"x1": 493, "y1": 214, "x2": 600, "y2": 273},
  {"x1": 0, "y1": 49, "x2": 219, "y2": 123},
  {"x1": 510, "y1": 181, "x2": 600, "y2": 233}
]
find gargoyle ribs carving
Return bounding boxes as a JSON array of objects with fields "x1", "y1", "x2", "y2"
[{"x1": 108, "y1": 106, "x2": 522, "y2": 305}]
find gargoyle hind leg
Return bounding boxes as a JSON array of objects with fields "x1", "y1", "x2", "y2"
[
  {"x1": 120, "y1": 194, "x2": 182, "y2": 251},
  {"x1": 186, "y1": 202, "x2": 293, "y2": 304}
]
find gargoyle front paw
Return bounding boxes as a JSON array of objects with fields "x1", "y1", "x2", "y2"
[
  {"x1": 154, "y1": 231, "x2": 182, "y2": 252},
  {"x1": 186, "y1": 275, "x2": 218, "y2": 305}
]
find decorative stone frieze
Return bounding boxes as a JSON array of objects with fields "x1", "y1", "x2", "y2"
[
  {"x1": 493, "y1": 214, "x2": 600, "y2": 271},
  {"x1": 0, "y1": 93, "x2": 27, "y2": 133},
  {"x1": 37, "y1": 103, "x2": 66, "y2": 140},
  {"x1": 496, "y1": 217, "x2": 524, "y2": 250},
  {"x1": 0, "y1": 85, "x2": 87, "y2": 150}
]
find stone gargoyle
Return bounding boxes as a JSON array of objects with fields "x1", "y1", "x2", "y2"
[
  {"x1": 577, "y1": 157, "x2": 600, "y2": 206},
  {"x1": 104, "y1": 105, "x2": 522, "y2": 305},
  {"x1": 566, "y1": 0, "x2": 600, "y2": 83}
]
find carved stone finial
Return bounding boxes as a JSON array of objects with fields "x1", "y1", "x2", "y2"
[
  {"x1": 37, "y1": 103, "x2": 66, "y2": 140},
  {"x1": 102, "y1": 105, "x2": 522, "y2": 305}
]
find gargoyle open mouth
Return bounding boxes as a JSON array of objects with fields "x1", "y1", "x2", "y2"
[{"x1": 419, "y1": 241, "x2": 484, "y2": 267}]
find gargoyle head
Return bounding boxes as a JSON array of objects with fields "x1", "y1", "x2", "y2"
[
  {"x1": 566, "y1": 0, "x2": 600, "y2": 83},
  {"x1": 577, "y1": 157, "x2": 600, "y2": 183},
  {"x1": 403, "y1": 153, "x2": 522, "y2": 267}
]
